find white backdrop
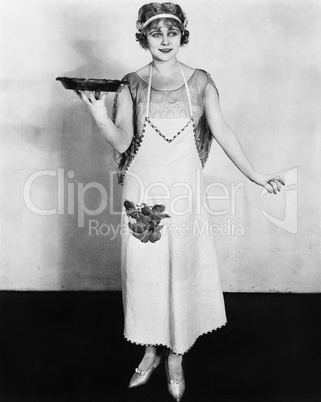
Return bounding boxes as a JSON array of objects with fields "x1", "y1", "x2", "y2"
[{"x1": 0, "y1": 0, "x2": 320, "y2": 291}]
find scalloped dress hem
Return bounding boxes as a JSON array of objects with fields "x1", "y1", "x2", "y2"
[{"x1": 123, "y1": 321, "x2": 227, "y2": 355}]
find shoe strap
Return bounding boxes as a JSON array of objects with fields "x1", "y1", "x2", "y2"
[
  {"x1": 169, "y1": 377, "x2": 183, "y2": 384},
  {"x1": 135, "y1": 355, "x2": 161, "y2": 376},
  {"x1": 135, "y1": 367, "x2": 146, "y2": 376}
]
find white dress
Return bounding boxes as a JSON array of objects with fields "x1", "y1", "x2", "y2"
[{"x1": 120, "y1": 63, "x2": 227, "y2": 354}]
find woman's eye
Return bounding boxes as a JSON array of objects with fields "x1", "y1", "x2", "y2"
[{"x1": 150, "y1": 31, "x2": 178, "y2": 38}]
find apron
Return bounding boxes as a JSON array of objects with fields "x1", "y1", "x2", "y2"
[{"x1": 120, "y1": 62, "x2": 227, "y2": 354}]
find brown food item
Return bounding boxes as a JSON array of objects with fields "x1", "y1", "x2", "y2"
[
  {"x1": 141, "y1": 206, "x2": 152, "y2": 216},
  {"x1": 140, "y1": 215, "x2": 152, "y2": 224},
  {"x1": 124, "y1": 200, "x2": 170, "y2": 243},
  {"x1": 149, "y1": 229, "x2": 162, "y2": 242},
  {"x1": 56, "y1": 77, "x2": 129, "y2": 92},
  {"x1": 124, "y1": 200, "x2": 136, "y2": 210},
  {"x1": 152, "y1": 204, "x2": 165, "y2": 213},
  {"x1": 128, "y1": 221, "x2": 145, "y2": 234},
  {"x1": 148, "y1": 221, "x2": 157, "y2": 231}
]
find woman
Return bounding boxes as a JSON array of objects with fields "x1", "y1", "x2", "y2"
[{"x1": 76, "y1": 3, "x2": 285, "y2": 400}]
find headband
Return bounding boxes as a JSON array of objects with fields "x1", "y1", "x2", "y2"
[
  {"x1": 136, "y1": 13, "x2": 187, "y2": 31},
  {"x1": 143, "y1": 14, "x2": 182, "y2": 28}
]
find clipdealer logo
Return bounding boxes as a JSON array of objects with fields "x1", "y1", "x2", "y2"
[
  {"x1": 22, "y1": 168, "x2": 247, "y2": 230},
  {"x1": 260, "y1": 167, "x2": 298, "y2": 234},
  {"x1": 23, "y1": 169, "x2": 112, "y2": 227},
  {"x1": 23, "y1": 167, "x2": 298, "y2": 235}
]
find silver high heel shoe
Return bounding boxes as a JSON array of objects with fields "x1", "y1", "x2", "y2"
[
  {"x1": 128, "y1": 354, "x2": 161, "y2": 388},
  {"x1": 165, "y1": 353, "x2": 185, "y2": 401}
]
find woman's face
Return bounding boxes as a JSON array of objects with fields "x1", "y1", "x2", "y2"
[{"x1": 145, "y1": 20, "x2": 182, "y2": 62}]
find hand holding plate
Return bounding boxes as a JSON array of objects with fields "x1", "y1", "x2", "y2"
[{"x1": 75, "y1": 90, "x2": 109, "y2": 124}]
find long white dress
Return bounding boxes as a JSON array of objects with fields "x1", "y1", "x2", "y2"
[{"x1": 120, "y1": 63, "x2": 227, "y2": 355}]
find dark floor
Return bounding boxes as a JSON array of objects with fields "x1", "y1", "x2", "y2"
[{"x1": 0, "y1": 292, "x2": 320, "y2": 402}]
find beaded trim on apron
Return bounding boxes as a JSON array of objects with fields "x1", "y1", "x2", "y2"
[{"x1": 145, "y1": 62, "x2": 194, "y2": 143}]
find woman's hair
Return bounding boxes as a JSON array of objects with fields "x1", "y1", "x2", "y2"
[{"x1": 136, "y1": 3, "x2": 190, "y2": 49}]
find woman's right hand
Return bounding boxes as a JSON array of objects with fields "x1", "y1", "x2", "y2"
[
  {"x1": 74, "y1": 90, "x2": 109, "y2": 125},
  {"x1": 73, "y1": 86, "x2": 133, "y2": 153}
]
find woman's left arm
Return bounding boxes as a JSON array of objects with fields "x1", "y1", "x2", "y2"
[{"x1": 203, "y1": 84, "x2": 285, "y2": 194}]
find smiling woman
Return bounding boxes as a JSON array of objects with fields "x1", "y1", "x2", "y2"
[
  {"x1": 75, "y1": 2, "x2": 285, "y2": 401},
  {"x1": 135, "y1": 3, "x2": 190, "y2": 49},
  {"x1": 145, "y1": 23, "x2": 182, "y2": 63}
]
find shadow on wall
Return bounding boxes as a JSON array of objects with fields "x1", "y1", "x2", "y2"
[{"x1": 45, "y1": 39, "x2": 128, "y2": 290}]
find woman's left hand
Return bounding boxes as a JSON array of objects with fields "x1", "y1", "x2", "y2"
[{"x1": 250, "y1": 172, "x2": 285, "y2": 194}]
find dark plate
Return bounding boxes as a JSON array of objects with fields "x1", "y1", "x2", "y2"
[{"x1": 56, "y1": 77, "x2": 128, "y2": 92}]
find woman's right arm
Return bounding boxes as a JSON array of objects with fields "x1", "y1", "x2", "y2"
[{"x1": 76, "y1": 85, "x2": 133, "y2": 153}]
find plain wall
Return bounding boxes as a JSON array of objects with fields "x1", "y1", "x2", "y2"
[{"x1": 0, "y1": 0, "x2": 320, "y2": 291}]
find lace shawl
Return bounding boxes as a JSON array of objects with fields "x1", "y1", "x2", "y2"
[{"x1": 112, "y1": 69, "x2": 219, "y2": 185}]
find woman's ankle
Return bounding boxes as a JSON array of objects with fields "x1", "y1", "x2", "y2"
[
  {"x1": 167, "y1": 351, "x2": 183, "y2": 378},
  {"x1": 168, "y1": 354, "x2": 182, "y2": 363},
  {"x1": 136, "y1": 346, "x2": 157, "y2": 371},
  {"x1": 145, "y1": 345, "x2": 157, "y2": 357}
]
